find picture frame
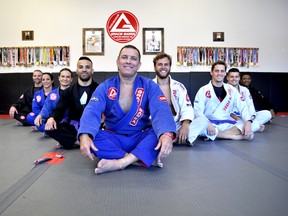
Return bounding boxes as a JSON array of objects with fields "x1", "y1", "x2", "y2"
[
  {"x1": 143, "y1": 28, "x2": 164, "y2": 55},
  {"x1": 22, "y1": 30, "x2": 34, "y2": 41},
  {"x1": 82, "y1": 28, "x2": 104, "y2": 55},
  {"x1": 213, "y1": 32, "x2": 224, "y2": 42}
]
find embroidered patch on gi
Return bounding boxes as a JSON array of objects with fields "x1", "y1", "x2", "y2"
[
  {"x1": 173, "y1": 90, "x2": 177, "y2": 99},
  {"x1": 179, "y1": 83, "x2": 185, "y2": 91},
  {"x1": 158, "y1": 95, "x2": 168, "y2": 102},
  {"x1": 36, "y1": 95, "x2": 42, "y2": 102},
  {"x1": 228, "y1": 88, "x2": 232, "y2": 95},
  {"x1": 186, "y1": 94, "x2": 191, "y2": 102},
  {"x1": 130, "y1": 107, "x2": 144, "y2": 126},
  {"x1": 223, "y1": 99, "x2": 231, "y2": 111},
  {"x1": 205, "y1": 90, "x2": 211, "y2": 98},
  {"x1": 240, "y1": 92, "x2": 245, "y2": 101},
  {"x1": 50, "y1": 93, "x2": 57, "y2": 101},
  {"x1": 135, "y1": 88, "x2": 144, "y2": 105},
  {"x1": 90, "y1": 97, "x2": 99, "y2": 102},
  {"x1": 108, "y1": 87, "x2": 117, "y2": 100}
]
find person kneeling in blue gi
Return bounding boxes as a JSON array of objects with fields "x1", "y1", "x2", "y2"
[{"x1": 78, "y1": 45, "x2": 176, "y2": 174}]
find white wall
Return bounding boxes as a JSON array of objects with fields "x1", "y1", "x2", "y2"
[{"x1": 0, "y1": 0, "x2": 287, "y2": 73}]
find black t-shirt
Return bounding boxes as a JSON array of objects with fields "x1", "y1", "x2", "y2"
[
  {"x1": 213, "y1": 85, "x2": 226, "y2": 102},
  {"x1": 78, "y1": 85, "x2": 91, "y2": 106}
]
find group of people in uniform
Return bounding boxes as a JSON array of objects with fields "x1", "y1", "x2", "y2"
[{"x1": 8, "y1": 45, "x2": 274, "y2": 175}]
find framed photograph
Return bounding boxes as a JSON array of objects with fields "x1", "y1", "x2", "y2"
[
  {"x1": 82, "y1": 28, "x2": 104, "y2": 55},
  {"x1": 22, "y1": 30, "x2": 34, "y2": 41},
  {"x1": 143, "y1": 28, "x2": 164, "y2": 55},
  {"x1": 213, "y1": 32, "x2": 224, "y2": 42}
]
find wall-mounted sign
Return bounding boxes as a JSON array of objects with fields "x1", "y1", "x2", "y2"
[
  {"x1": 22, "y1": 30, "x2": 34, "y2": 41},
  {"x1": 106, "y1": 10, "x2": 139, "y2": 43}
]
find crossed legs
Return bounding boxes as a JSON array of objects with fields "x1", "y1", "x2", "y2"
[
  {"x1": 95, "y1": 153, "x2": 138, "y2": 174},
  {"x1": 217, "y1": 126, "x2": 254, "y2": 140}
]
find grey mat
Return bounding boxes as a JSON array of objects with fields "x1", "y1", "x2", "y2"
[{"x1": 0, "y1": 117, "x2": 288, "y2": 216}]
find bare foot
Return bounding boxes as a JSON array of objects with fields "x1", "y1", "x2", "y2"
[
  {"x1": 133, "y1": 159, "x2": 163, "y2": 168},
  {"x1": 31, "y1": 126, "x2": 37, "y2": 131},
  {"x1": 95, "y1": 159, "x2": 123, "y2": 174},
  {"x1": 151, "y1": 158, "x2": 163, "y2": 168},
  {"x1": 259, "y1": 125, "x2": 265, "y2": 132},
  {"x1": 187, "y1": 141, "x2": 194, "y2": 147},
  {"x1": 243, "y1": 133, "x2": 254, "y2": 140}
]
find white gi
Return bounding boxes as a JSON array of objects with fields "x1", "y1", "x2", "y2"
[
  {"x1": 194, "y1": 81, "x2": 253, "y2": 140},
  {"x1": 232, "y1": 84, "x2": 272, "y2": 132},
  {"x1": 153, "y1": 76, "x2": 207, "y2": 143}
]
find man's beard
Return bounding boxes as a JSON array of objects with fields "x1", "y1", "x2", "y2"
[
  {"x1": 79, "y1": 74, "x2": 92, "y2": 82},
  {"x1": 34, "y1": 78, "x2": 42, "y2": 84},
  {"x1": 156, "y1": 70, "x2": 170, "y2": 79}
]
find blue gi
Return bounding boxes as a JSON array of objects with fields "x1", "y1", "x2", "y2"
[
  {"x1": 78, "y1": 75, "x2": 176, "y2": 167},
  {"x1": 27, "y1": 88, "x2": 53, "y2": 126},
  {"x1": 35, "y1": 88, "x2": 68, "y2": 132}
]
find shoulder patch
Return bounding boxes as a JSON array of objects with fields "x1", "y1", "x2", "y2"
[
  {"x1": 36, "y1": 95, "x2": 42, "y2": 102},
  {"x1": 50, "y1": 93, "x2": 57, "y2": 101},
  {"x1": 158, "y1": 95, "x2": 168, "y2": 102}
]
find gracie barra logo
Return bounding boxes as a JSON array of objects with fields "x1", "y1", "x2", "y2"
[
  {"x1": 106, "y1": 10, "x2": 139, "y2": 43},
  {"x1": 186, "y1": 94, "x2": 191, "y2": 102},
  {"x1": 223, "y1": 88, "x2": 232, "y2": 111},
  {"x1": 240, "y1": 91, "x2": 245, "y2": 101},
  {"x1": 228, "y1": 88, "x2": 232, "y2": 95},
  {"x1": 130, "y1": 88, "x2": 145, "y2": 126},
  {"x1": 205, "y1": 90, "x2": 211, "y2": 98},
  {"x1": 50, "y1": 93, "x2": 57, "y2": 101},
  {"x1": 173, "y1": 90, "x2": 177, "y2": 99},
  {"x1": 179, "y1": 83, "x2": 185, "y2": 91},
  {"x1": 223, "y1": 99, "x2": 231, "y2": 111},
  {"x1": 130, "y1": 107, "x2": 144, "y2": 126},
  {"x1": 36, "y1": 95, "x2": 42, "y2": 102},
  {"x1": 108, "y1": 87, "x2": 117, "y2": 100},
  {"x1": 135, "y1": 88, "x2": 144, "y2": 105}
]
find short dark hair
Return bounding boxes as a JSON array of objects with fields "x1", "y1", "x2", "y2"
[
  {"x1": 240, "y1": 72, "x2": 251, "y2": 79},
  {"x1": 227, "y1": 68, "x2": 240, "y2": 76},
  {"x1": 59, "y1": 68, "x2": 73, "y2": 77},
  {"x1": 42, "y1": 72, "x2": 54, "y2": 81},
  {"x1": 42, "y1": 72, "x2": 55, "y2": 87},
  {"x1": 211, "y1": 60, "x2": 227, "y2": 71},
  {"x1": 78, "y1": 56, "x2": 93, "y2": 64},
  {"x1": 118, "y1": 45, "x2": 141, "y2": 61},
  {"x1": 153, "y1": 53, "x2": 172, "y2": 67}
]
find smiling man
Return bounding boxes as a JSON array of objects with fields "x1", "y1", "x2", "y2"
[
  {"x1": 78, "y1": 45, "x2": 176, "y2": 174},
  {"x1": 45, "y1": 56, "x2": 99, "y2": 149},
  {"x1": 226, "y1": 68, "x2": 272, "y2": 132},
  {"x1": 193, "y1": 61, "x2": 254, "y2": 141},
  {"x1": 152, "y1": 53, "x2": 207, "y2": 146},
  {"x1": 9, "y1": 70, "x2": 43, "y2": 126}
]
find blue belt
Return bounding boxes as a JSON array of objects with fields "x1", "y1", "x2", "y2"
[{"x1": 209, "y1": 119, "x2": 236, "y2": 125}]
